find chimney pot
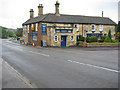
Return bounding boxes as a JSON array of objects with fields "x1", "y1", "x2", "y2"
[
  {"x1": 38, "y1": 4, "x2": 43, "y2": 16},
  {"x1": 55, "y1": 1, "x2": 60, "y2": 15},
  {"x1": 102, "y1": 11, "x2": 103, "y2": 17},
  {"x1": 30, "y1": 9, "x2": 34, "y2": 19}
]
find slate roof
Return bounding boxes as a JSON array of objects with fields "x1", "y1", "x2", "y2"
[{"x1": 23, "y1": 13, "x2": 116, "y2": 25}]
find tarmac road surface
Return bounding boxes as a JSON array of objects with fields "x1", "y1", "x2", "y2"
[{"x1": 2, "y1": 39, "x2": 119, "y2": 88}]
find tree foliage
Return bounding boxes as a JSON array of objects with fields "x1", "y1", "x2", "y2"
[
  {"x1": 108, "y1": 29, "x2": 112, "y2": 39},
  {"x1": 7, "y1": 30, "x2": 14, "y2": 37},
  {"x1": 16, "y1": 29, "x2": 23, "y2": 37},
  {"x1": 0, "y1": 27, "x2": 7, "y2": 38},
  {"x1": 118, "y1": 21, "x2": 120, "y2": 32},
  {"x1": 104, "y1": 37, "x2": 111, "y2": 43}
]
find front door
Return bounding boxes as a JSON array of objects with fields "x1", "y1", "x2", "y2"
[{"x1": 61, "y1": 36, "x2": 67, "y2": 47}]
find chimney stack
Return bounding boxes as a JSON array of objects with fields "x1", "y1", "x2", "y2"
[
  {"x1": 38, "y1": 4, "x2": 43, "y2": 16},
  {"x1": 30, "y1": 9, "x2": 34, "y2": 19},
  {"x1": 55, "y1": 1, "x2": 60, "y2": 16},
  {"x1": 102, "y1": 11, "x2": 103, "y2": 17}
]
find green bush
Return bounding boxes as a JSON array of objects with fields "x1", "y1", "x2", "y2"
[
  {"x1": 86, "y1": 37, "x2": 90, "y2": 43},
  {"x1": 111, "y1": 40, "x2": 119, "y2": 43},
  {"x1": 86, "y1": 36, "x2": 98, "y2": 43},
  {"x1": 77, "y1": 35, "x2": 85, "y2": 41},
  {"x1": 76, "y1": 41, "x2": 84, "y2": 46},
  {"x1": 98, "y1": 36, "x2": 106, "y2": 42},
  {"x1": 104, "y1": 37, "x2": 111, "y2": 43}
]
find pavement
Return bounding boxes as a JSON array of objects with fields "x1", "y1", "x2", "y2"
[
  {"x1": 0, "y1": 39, "x2": 31, "y2": 89},
  {"x1": 1, "y1": 39, "x2": 119, "y2": 88}
]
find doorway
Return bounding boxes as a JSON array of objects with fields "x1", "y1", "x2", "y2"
[{"x1": 61, "y1": 36, "x2": 67, "y2": 47}]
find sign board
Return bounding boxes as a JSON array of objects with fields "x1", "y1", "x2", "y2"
[
  {"x1": 41, "y1": 24, "x2": 47, "y2": 35},
  {"x1": 55, "y1": 29, "x2": 73, "y2": 33},
  {"x1": 32, "y1": 33, "x2": 38, "y2": 41},
  {"x1": 42, "y1": 40, "x2": 47, "y2": 47}
]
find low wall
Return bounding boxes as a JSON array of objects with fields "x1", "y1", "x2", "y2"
[{"x1": 79, "y1": 43, "x2": 120, "y2": 47}]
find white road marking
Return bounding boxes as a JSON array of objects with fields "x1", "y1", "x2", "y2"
[
  {"x1": 67, "y1": 60, "x2": 119, "y2": 73},
  {"x1": 29, "y1": 51, "x2": 50, "y2": 57}
]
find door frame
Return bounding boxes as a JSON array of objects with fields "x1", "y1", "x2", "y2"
[{"x1": 61, "y1": 36, "x2": 67, "y2": 47}]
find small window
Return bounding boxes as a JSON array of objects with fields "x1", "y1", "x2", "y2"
[
  {"x1": 99, "y1": 25, "x2": 103, "y2": 32},
  {"x1": 91, "y1": 24, "x2": 95, "y2": 31},
  {"x1": 31, "y1": 24, "x2": 34, "y2": 30},
  {"x1": 74, "y1": 24, "x2": 79, "y2": 32},
  {"x1": 36, "y1": 23, "x2": 38, "y2": 31},
  {"x1": 54, "y1": 35, "x2": 58, "y2": 42},
  {"x1": 71, "y1": 36, "x2": 74, "y2": 42},
  {"x1": 27, "y1": 25, "x2": 29, "y2": 31}
]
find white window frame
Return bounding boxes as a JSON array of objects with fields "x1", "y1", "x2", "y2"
[
  {"x1": 36, "y1": 23, "x2": 38, "y2": 31},
  {"x1": 31, "y1": 24, "x2": 34, "y2": 27},
  {"x1": 54, "y1": 35, "x2": 58, "y2": 42},
  {"x1": 23, "y1": 25, "x2": 26, "y2": 31},
  {"x1": 91, "y1": 24, "x2": 96, "y2": 31},
  {"x1": 71, "y1": 36, "x2": 74, "y2": 42},
  {"x1": 27, "y1": 25, "x2": 29, "y2": 31},
  {"x1": 99, "y1": 25, "x2": 103, "y2": 32},
  {"x1": 74, "y1": 24, "x2": 79, "y2": 32}
]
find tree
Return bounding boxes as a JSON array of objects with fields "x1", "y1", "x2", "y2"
[
  {"x1": 108, "y1": 29, "x2": 112, "y2": 40},
  {"x1": 1, "y1": 27, "x2": 7, "y2": 38},
  {"x1": 115, "y1": 25, "x2": 118, "y2": 34},
  {"x1": 16, "y1": 29, "x2": 23, "y2": 37},
  {"x1": 118, "y1": 21, "x2": 120, "y2": 32},
  {"x1": 104, "y1": 37, "x2": 111, "y2": 43},
  {"x1": 7, "y1": 30, "x2": 14, "y2": 37}
]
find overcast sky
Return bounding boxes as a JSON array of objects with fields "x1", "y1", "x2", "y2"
[{"x1": 0, "y1": 0, "x2": 119, "y2": 29}]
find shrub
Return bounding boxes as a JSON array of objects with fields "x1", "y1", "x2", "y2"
[
  {"x1": 86, "y1": 37, "x2": 90, "y2": 43},
  {"x1": 90, "y1": 36, "x2": 98, "y2": 42},
  {"x1": 86, "y1": 36, "x2": 98, "y2": 43},
  {"x1": 116, "y1": 32, "x2": 120, "y2": 42},
  {"x1": 98, "y1": 36, "x2": 106, "y2": 42},
  {"x1": 108, "y1": 29, "x2": 112, "y2": 39},
  {"x1": 111, "y1": 40, "x2": 119, "y2": 43},
  {"x1": 76, "y1": 41, "x2": 84, "y2": 45},
  {"x1": 77, "y1": 35, "x2": 85, "y2": 41},
  {"x1": 104, "y1": 37, "x2": 111, "y2": 43}
]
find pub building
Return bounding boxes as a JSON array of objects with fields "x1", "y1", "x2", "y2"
[{"x1": 22, "y1": 1, "x2": 116, "y2": 47}]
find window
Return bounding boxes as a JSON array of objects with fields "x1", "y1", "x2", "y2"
[
  {"x1": 23, "y1": 25, "x2": 26, "y2": 31},
  {"x1": 91, "y1": 24, "x2": 95, "y2": 31},
  {"x1": 74, "y1": 24, "x2": 79, "y2": 32},
  {"x1": 71, "y1": 36, "x2": 74, "y2": 42},
  {"x1": 27, "y1": 25, "x2": 29, "y2": 30},
  {"x1": 31, "y1": 24, "x2": 34, "y2": 30},
  {"x1": 99, "y1": 25, "x2": 103, "y2": 32},
  {"x1": 27, "y1": 25, "x2": 29, "y2": 33},
  {"x1": 36, "y1": 23, "x2": 38, "y2": 31},
  {"x1": 54, "y1": 35, "x2": 58, "y2": 42}
]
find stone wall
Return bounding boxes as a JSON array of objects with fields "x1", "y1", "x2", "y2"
[{"x1": 23, "y1": 23, "x2": 116, "y2": 47}]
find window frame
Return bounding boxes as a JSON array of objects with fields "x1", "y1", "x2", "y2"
[
  {"x1": 54, "y1": 35, "x2": 58, "y2": 42},
  {"x1": 91, "y1": 24, "x2": 96, "y2": 32},
  {"x1": 71, "y1": 36, "x2": 74, "y2": 42},
  {"x1": 99, "y1": 25, "x2": 103, "y2": 32},
  {"x1": 36, "y1": 23, "x2": 38, "y2": 31}
]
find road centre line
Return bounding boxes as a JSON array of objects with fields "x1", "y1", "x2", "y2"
[
  {"x1": 29, "y1": 51, "x2": 50, "y2": 57},
  {"x1": 67, "y1": 60, "x2": 119, "y2": 73}
]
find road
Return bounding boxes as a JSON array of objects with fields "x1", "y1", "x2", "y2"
[{"x1": 2, "y1": 39, "x2": 119, "y2": 88}]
